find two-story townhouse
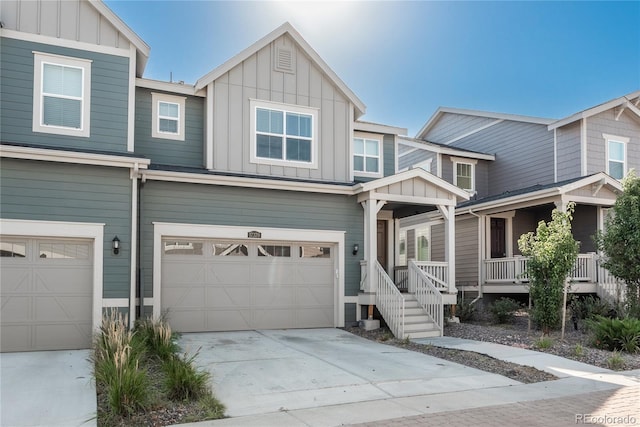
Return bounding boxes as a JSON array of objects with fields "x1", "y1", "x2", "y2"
[
  {"x1": 1, "y1": 0, "x2": 468, "y2": 352},
  {"x1": 399, "y1": 93, "x2": 639, "y2": 302},
  {"x1": 0, "y1": 0, "x2": 151, "y2": 352}
]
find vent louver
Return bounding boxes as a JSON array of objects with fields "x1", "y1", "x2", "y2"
[{"x1": 274, "y1": 46, "x2": 295, "y2": 74}]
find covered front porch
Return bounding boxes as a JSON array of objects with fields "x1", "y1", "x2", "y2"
[
  {"x1": 353, "y1": 169, "x2": 469, "y2": 338},
  {"x1": 459, "y1": 173, "x2": 625, "y2": 302}
]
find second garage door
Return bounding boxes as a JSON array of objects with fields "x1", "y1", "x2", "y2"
[
  {"x1": 1, "y1": 238, "x2": 93, "y2": 352},
  {"x1": 161, "y1": 239, "x2": 335, "y2": 332}
]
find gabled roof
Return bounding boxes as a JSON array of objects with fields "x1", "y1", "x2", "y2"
[
  {"x1": 398, "y1": 136, "x2": 496, "y2": 161},
  {"x1": 457, "y1": 172, "x2": 622, "y2": 212},
  {"x1": 548, "y1": 90, "x2": 640, "y2": 130},
  {"x1": 194, "y1": 22, "x2": 366, "y2": 118},
  {"x1": 91, "y1": 0, "x2": 150, "y2": 76},
  {"x1": 353, "y1": 167, "x2": 471, "y2": 202},
  {"x1": 416, "y1": 107, "x2": 554, "y2": 140}
]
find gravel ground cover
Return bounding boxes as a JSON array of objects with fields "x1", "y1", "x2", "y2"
[{"x1": 346, "y1": 308, "x2": 640, "y2": 384}]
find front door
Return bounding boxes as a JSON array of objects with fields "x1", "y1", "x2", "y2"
[
  {"x1": 377, "y1": 220, "x2": 388, "y2": 270},
  {"x1": 490, "y1": 218, "x2": 506, "y2": 258}
]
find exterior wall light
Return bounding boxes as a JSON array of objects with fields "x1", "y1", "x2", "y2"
[
  {"x1": 112, "y1": 236, "x2": 120, "y2": 255},
  {"x1": 352, "y1": 244, "x2": 359, "y2": 255}
]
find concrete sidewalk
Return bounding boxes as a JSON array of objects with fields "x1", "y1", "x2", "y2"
[{"x1": 177, "y1": 333, "x2": 640, "y2": 427}]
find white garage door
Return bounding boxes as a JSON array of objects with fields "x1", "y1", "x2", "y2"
[
  {"x1": 161, "y1": 239, "x2": 335, "y2": 332},
  {"x1": 0, "y1": 238, "x2": 93, "y2": 352}
]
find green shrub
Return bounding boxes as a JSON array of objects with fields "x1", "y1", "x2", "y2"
[
  {"x1": 607, "y1": 351, "x2": 625, "y2": 370},
  {"x1": 456, "y1": 296, "x2": 476, "y2": 322},
  {"x1": 135, "y1": 316, "x2": 180, "y2": 360},
  {"x1": 163, "y1": 351, "x2": 211, "y2": 401},
  {"x1": 569, "y1": 295, "x2": 615, "y2": 323},
  {"x1": 535, "y1": 336, "x2": 554, "y2": 349},
  {"x1": 587, "y1": 316, "x2": 640, "y2": 353},
  {"x1": 488, "y1": 297, "x2": 521, "y2": 324}
]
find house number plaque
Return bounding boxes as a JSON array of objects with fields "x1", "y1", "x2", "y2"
[{"x1": 247, "y1": 231, "x2": 262, "y2": 238}]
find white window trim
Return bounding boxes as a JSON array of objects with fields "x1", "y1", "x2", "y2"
[
  {"x1": 451, "y1": 156, "x2": 477, "y2": 192},
  {"x1": 249, "y1": 99, "x2": 319, "y2": 169},
  {"x1": 353, "y1": 132, "x2": 383, "y2": 178},
  {"x1": 152, "y1": 92, "x2": 186, "y2": 141},
  {"x1": 32, "y1": 51, "x2": 92, "y2": 137},
  {"x1": 603, "y1": 133, "x2": 629, "y2": 180}
]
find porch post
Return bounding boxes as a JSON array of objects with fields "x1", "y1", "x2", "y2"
[
  {"x1": 445, "y1": 204, "x2": 456, "y2": 294},
  {"x1": 365, "y1": 198, "x2": 377, "y2": 294}
]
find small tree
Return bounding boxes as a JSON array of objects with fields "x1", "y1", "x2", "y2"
[
  {"x1": 518, "y1": 202, "x2": 579, "y2": 334},
  {"x1": 596, "y1": 171, "x2": 640, "y2": 318}
]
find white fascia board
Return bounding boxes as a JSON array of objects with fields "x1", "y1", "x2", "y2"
[
  {"x1": 136, "y1": 78, "x2": 206, "y2": 97},
  {"x1": 353, "y1": 168, "x2": 470, "y2": 201},
  {"x1": 416, "y1": 107, "x2": 554, "y2": 139},
  {"x1": 89, "y1": 0, "x2": 150, "y2": 75},
  {"x1": 548, "y1": 91, "x2": 640, "y2": 130},
  {"x1": 194, "y1": 22, "x2": 366, "y2": 117},
  {"x1": 457, "y1": 188, "x2": 562, "y2": 214},
  {"x1": 142, "y1": 169, "x2": 354, "y2": 195},
  {"x1": 398, "y1": 137, "x2": 495, "y2": 161},
  {"x1": 354, "y1": 121, "x2": 407, "y2": 136},
  {"x1": 1, "y1": 145, "x2": 150, "y2": 169}
]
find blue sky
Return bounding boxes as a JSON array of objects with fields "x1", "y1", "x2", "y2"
[{"x1": 105, "y1": 1, "x2": 639, "y2": 136}]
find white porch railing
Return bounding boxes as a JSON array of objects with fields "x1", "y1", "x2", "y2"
[
  {"x1": 483, "y1": 253, "x2": 599, "y2": 284},
  {"x1": 596, "y1": 263, "x2": 627, "y2": 303},
  {"x1": 408, "y1": 261, "x2": 444, "y2": 335},
  {"x1": 395, "y1": 261, "x2": 449, "y2": 291},
  {"x1": 375, "y1": 261, "x2": 405, "y2": 338}
]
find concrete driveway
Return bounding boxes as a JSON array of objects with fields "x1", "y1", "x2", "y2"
[
  {"x1": 179, "y1": 328, "x2": 519, "y2": 418},
  {"x1": 0, "y1": 350, "x2": 96, "y2": 427}
]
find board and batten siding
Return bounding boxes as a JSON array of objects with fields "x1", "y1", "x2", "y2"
[
  {"x1": 139, "y1": 181, "x2": 363, "y2": 318},
  {"x1": 586, "y1": 109, "x2": 640, "y2": 177},
  {"x1": 556, "y1": 121, "x2": 582, "y2": 181},
  {"x1": 0, "y1": 37, "x2": 130, "y2": 152},
  {"x1": 0, "y1": 158, "x2": 132, "y2": 298},
  {"x1": 210, "y1": 34, "x2": 351, "y2": 182},
  {"x1": 1, "y1": 0, "x2": 133, "y2": 51},
  {"x1": 134, "y1": 88, "x2": 205, "y2": 168},
  {"x1": 425, "y1": 113, "x2": 497, "y2": 143}
]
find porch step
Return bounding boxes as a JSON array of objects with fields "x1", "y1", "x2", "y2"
[{"x1": 401, "y1": 294, "x2": 441, "y2": 339}]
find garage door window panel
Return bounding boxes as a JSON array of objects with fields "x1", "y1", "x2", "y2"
[
  {"x1": 258, "y1": 245, "x2": 291, "y2": 257},
  {"x1": 300, "y1": 245, "x2": 331, "y2": 258},
  {"x1": 0, "y1": 241, "x2": 26, "y2": 258},
  {"x1": 213, "y1": 243, "x2": 248, "y2": 256},
  {"x1": 164, "y1": 241, "x2": 203, "y2": 255}
]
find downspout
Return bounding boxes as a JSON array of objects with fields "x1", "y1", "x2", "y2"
[{"x1": 138, "y1": 173, "x2": 146, "y2": 320}]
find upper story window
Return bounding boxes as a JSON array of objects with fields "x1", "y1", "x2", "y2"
[
  {"x1": 32, "y1": 52, "x2": 91, "y2": 137},
  {"x1": 353, "y1": 136, "x2": 382, "y2": 176},
  {"x1": 152, "y1": 93, "x2": 186, "y2": 141},
  {"x1": 452, "y1": 157, "x2": 476, "y2": 191},
  {"x1": 250, "y1": 99, "x2": 318, "y2": 169},
  {"x1": 604, "y1": 134, "x2": 628, "y2": 180}
]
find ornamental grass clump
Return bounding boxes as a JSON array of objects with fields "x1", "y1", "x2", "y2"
[
  {"x1": 135, "y1": 316, "x2": 180, "y2": 361},
  {"x1": 163, "y1": 351, "x2": 211, "y2": 401},
  {"x1": 92, "y1": 309, "x2": 149, "y2": 416}
]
